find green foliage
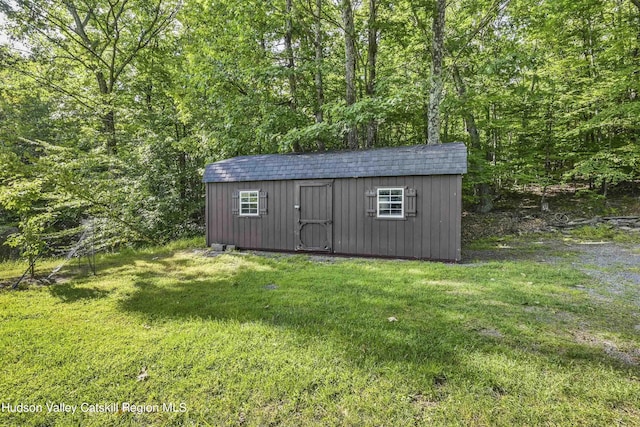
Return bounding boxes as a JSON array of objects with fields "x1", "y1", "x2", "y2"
[
  {"x1": 1, "y1": 0, "x2": 639, "y2": 252},
  {"x1": 570, "y1": 145, "x2": 640, "y2": 188},
  {"x1": 3, "y1": 216, "x2": 47, "y2": 267},
  {"x1": 569, "y1": 225, "x2": 618, "y2": 241},
  {"x1": 0, "y1": 141, "x2": 52, "y2": 271}
]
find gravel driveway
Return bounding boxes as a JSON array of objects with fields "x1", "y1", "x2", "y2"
[
  {"x1": 570, "y1": 242, "x2": 640, "y2": 284},
  {"x1": 569, "y1": 242, "x2": 640, "y2": 305},
  {"x1": 463, "y1": 239, "x2": 640, "y2": 305},
  {"x1": 464, "y1": 238, "x2": 640, "y2": 366}
]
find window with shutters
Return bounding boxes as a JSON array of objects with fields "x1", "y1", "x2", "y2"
[
  {"x1": 233, "y1": 190, "x2": 267, "y2": 217},
  {"x1": 377, "y1": 188, "x2": 404, "y2": 218},
  {"x1": 366, "y1": 186, "x2": 416, "y2": 219},
  {"x1": 239, "y1": 190, "x2": 259, "y2": 216}
]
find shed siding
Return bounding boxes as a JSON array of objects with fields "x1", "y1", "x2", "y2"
[{"x1": 206, "y1": 174, "x2": 461, "y2": 260}]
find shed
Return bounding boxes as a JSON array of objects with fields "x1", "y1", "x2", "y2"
[{"x1": 203, "y1": 143, "x2": 467, "y2": 261}]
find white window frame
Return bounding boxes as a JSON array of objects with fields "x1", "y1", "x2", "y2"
[
  {"x1": 239, "y1": 190, "x2": 260, "y2": 216},
  {"x1": 377, "y1": 187, "x2": 404, "y2": 219}
]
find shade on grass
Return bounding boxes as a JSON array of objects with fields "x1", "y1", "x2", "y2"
[{"x1": 1, "y1": 244, "x2": 639, "y2": 426}]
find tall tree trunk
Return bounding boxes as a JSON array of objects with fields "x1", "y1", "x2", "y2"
[
  {"x1": 342, "y1": 0, "x2": 358, "y2": 149},
  {"x1": 93, "y1": 69, "x2": 117, "y2": 154},
  {"x1": 365, "y1": 0, "x2": 378, "y2": 148},
  {"x1": 67, "y1": 3, "x2": 118, "y2": 154},
  {"x1": 29, "y1": 257, "x2": 35, "y2": 280},
  {"x1": 175, "y1": 123, "x2": 188, "y2": 216},
  {"x1": 145, "y1": 40, "x2": 159, "y2": 113},
  {"x1": 284, "y1": 0, "x2": 301, "y2": 152},
  {"x1": 452, "y1": 65, "x2": 493, "y2": 212},
  {"x1": 178, "y1": 151, "x2": 187, "y2": 208},
  {"x1": 452, "y1": 66, "x2": 480, "y2": 147},
  {"x1": 631, "y1": 0, "x2": 640, "y2": 102},
  {"x1": 314, "y1": 0, "x2": 325, "y2": 151},
  {"x1": 145, "y1": 81, "x2": 153, "y2": 112},
  {"x1": 427, "y1": 0, "x2": 446, "y2": 145},
  {"x1": 102, "y1": 110, "x2": 116, "y2": 154}
]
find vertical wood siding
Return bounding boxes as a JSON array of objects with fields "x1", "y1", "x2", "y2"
[{"x1": 206, "y1": 174, "x2": 462, "y2": 260}]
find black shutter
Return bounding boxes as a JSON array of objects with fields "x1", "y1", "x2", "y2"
[
  {"x1": 406, "y1": 187, "x2": 417, "y2": 217},
  {"x1": 259, "y1": 191, "x2": 267, "y2": 215},
  {"x1": 232, "y1": 190, "x2": 239, "y2": 215},
  {"x1": 365, "y1": 189, "x2": 376, "y2": 217}
]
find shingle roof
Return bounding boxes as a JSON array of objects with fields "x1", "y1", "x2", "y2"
[{"x1": 203, "y1": 143, "x2": 467, "y2": 183}]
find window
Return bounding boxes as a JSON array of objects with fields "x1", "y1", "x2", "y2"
[
  {"x1": 239, "y1": 190, "x2": 259, "y2": 216},
  {"x1": 377, "y1": 188, "x2": 404, "y2": 218},
  {"x1": 233, "y1": 190, "x2": 267, "y2": 217}
]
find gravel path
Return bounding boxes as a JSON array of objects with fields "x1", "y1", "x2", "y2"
[
  {"x1": 464, "y1": 239, "x2": 640, "y2": 305},
  {"x1": 569, "y1": 242, "x2": 640, "y2": 305},
  {"x1": 464, "y1": 238, "x2": 640, "y2": 366}
]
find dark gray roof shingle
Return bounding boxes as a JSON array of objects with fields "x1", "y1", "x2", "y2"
[{"x1": 203, "y1": 143, "x2": 467, "y2": 183}]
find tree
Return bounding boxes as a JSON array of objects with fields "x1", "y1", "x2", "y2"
[
  {"x1": 1, "y1": 0, "x2": 180, "y2": 153},
  {"x1": 427, "y1": 0, "x2": 446, "y2": 145},
  {"x1": 365, "y1": 0, "x2": 379, "y2": 148},
  {"x1": 313, "y1": 0, "x2": 326, "y2": 151},
  {"x1": 342, "y1": 0, "x2": 358, "y2": 149},
  {"x1": 284, "y1": 0, "x2": 301, "y2": 152},
  {"x1": 0, "y1": 151, "x2": 48, "y2": 278},
  {"x1": 2, "y1": 0, "x2": 640, "y2": 261}
]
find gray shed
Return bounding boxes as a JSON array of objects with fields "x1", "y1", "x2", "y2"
[{"x1": 203, "y1": 143, "x2": 467, "y2": 261}]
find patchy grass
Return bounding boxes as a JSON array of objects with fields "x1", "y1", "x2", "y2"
[
  {"x1": 1, "y1": 241, "x2": 639, "y2": 426},
  {"x1": 463, "y1": 235, "x2": 576, "y2": 265},
  {"x1": 568, "y1": 224, "x2": 640, "y2": 243},
  {"x1": 0, "y1": 258, "x2": 63, "y2": 284}
]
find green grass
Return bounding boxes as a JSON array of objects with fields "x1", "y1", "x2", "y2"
[
  {"x1": 568, "y1": 224, "x2": 640, "y2": 243},
  {"x1": 1, "y1": 242, "x2": 639, "y2": 426}
]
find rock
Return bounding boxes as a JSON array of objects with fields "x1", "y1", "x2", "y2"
[
  {"x1": 210, "y1": 243, "x2": 225, "y2": 252},
  {"x1": 478, "y1": 327, "x2": 503, "y2": 338},
  {"x1": 136, "y1": 366, "x2": 149, "y2": 381}
]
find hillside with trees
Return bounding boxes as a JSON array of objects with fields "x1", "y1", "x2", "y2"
[{"x1": 1, "y1": 0, "x2": 639, "y2": 262}]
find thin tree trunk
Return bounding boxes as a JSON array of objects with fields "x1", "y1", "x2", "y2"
[
  {"x1": 443, "y1": 110, "x2": 449, "y2": 141},
  {"x1": 102, "y1": 109, "x2": 116, "y2": 154},
  {"x1": 422, "y1": 101, "x2": 429, "y2": 145},
  {"x1": 343, "y1": 0, "x2": 358, "y2": 149},
  {"x1": 631, "y1": 0, "x2": 640, "y2": 103},
  {"x1": 93, "y1": 69, "x2": 117, "y2": 154},
  {"x1": 452, "y1": 66, "x2": 480, "y2": 146},
  {"x1": 145, "y1": 81, "x2": 153, "y2": 112},
  {"x1": 29, "y1": 257, "x2": 35, "y2": 280},
  {"x1": 145, "y1": 40, "x2": 158, "y2": 113},
  {"x1": 284, "y1": 0, "x2": 301, "y2": 152},
  {"x1": 365, "y1": 0, "x2": 378, "y2": 148},
  {"x1": 452, "y1": 65, "x2": 492, "y2": 212},
  {"x1": 284, "y1": 0, "x2": 296, "y2": 106},
  {"x1": 179, "y1": 152, "x2": 187, "y2": 207},
  {"x1": 67, "y1": 3, "x2": 118, "y2": 154},
  {"x1": 314, "y1": 0, "x2": 325, "y2": 151},
  {"x1": 427, "y1": 0, "x2": 446, "y2": 145}
]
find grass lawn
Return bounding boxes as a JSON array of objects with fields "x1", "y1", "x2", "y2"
[{"x1": 1, "y1": 239, "x2": 639, "y2": 426}]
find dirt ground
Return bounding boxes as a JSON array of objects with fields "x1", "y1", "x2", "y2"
[
  {"x1": 463, "y1": 237, "x2": 640, "y2": 366},
  {"x1": 463, "y1": 239, "x2": 640, "y2": 304}
]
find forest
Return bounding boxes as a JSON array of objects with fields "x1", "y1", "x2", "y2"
[{"x1": 0, "y1": 0, "x2": 639, "y2": 264}]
